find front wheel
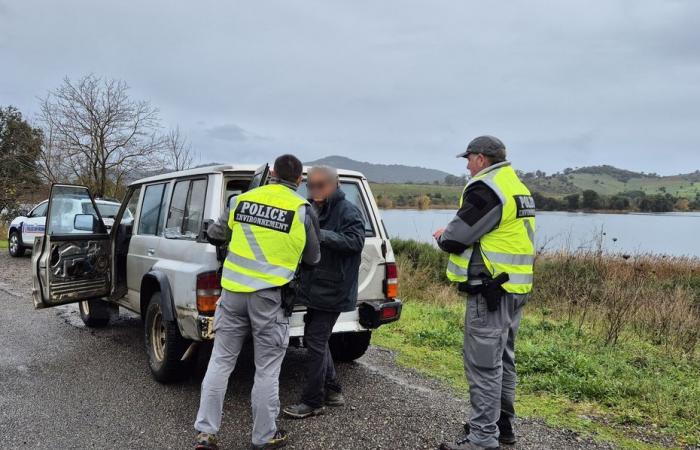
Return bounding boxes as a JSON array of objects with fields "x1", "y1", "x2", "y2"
[
  {"x1": 79, "y1": 299, "x2": 118, "y2": 327},
  {"x1": 8, "y1": 231, "x2": 25, "y2": 257},
  {"x1": 144, "y1": 292, "x2": 190, "y2": 383},
  {"x1": 329, "y1": 331, "x2": 372, "y2": 362}
]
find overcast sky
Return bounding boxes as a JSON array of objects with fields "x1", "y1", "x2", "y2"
[{"x1": 1, "y1": 0, "x2": 699, "y2": 175}]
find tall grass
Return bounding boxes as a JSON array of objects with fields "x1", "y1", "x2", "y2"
[{"x1": 391, "y1": 238, "x2": 700, "y2": 357}]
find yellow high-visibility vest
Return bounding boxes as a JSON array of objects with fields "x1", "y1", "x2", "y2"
[
  {"x1": 446, "y1": 164, "x2": 536, "y2": 294},
  {"x1": 222, "y1": 183, "x2": 308, "y2": 293}
]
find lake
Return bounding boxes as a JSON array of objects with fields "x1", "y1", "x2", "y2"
[{"x1": 379, "y1": 209, "x2": 700, "y2": 257}]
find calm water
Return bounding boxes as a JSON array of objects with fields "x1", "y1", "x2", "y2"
[{"x1": 380, "y1": 209, "x2": 700, "y2": 257}]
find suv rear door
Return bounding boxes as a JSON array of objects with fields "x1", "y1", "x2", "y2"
[{"x1": 32, "y1": 184, "x2": 113, "y2": 309}]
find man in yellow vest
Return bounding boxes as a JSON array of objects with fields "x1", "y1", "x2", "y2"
[
  {"x1": 194, "y1": 154, "x2": 320, "y2": 450},
  {"x1": 434, "y1": 136, "x2": 535, "y2": 450}
]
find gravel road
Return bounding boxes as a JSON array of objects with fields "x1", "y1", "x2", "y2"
[{"x1": 0, "y1": 251, "x2": 615, "y2": 449}]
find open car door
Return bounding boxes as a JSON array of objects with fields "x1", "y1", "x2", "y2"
[
  {"x1": 32, "y1": 184, "x2": 113, "y2": 309},
  {"x1": 247, "y1": 163, "x2": 269, "y2": 192}
]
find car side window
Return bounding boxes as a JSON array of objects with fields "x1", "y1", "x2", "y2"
[
  {"x1": 47, "y1": 186, "x2": 104, "y2": 235},
  {"x1": 166, "y1": 181, "x2": 189, "y2": 233},
  {"x1": 165, "y1": 178, "x2": 207, "y2": 239},
  {"x1": 117, "y1": 186, "x2": 141, "y2": 228},
  {"x1": 30, "y1": 202, "x2": 48, "y2": 217},
  {"x1": 184, "y1": 179, "x2": 207, "y2": 235},
  {"x1": 138, "y1": 183, "x2": 167, "y2": 235}
]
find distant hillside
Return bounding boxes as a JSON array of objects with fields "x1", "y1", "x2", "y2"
[
  {"x1": 524, "y1": 165, "x2": 700, "y2": 199},
  {"x1": 305, "y1": 155, "x2": 454, "y2": 184}
]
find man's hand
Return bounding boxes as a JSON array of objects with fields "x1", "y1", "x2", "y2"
[{"x1": 433, "y1": 227, "x2": 446, "y2": 240}]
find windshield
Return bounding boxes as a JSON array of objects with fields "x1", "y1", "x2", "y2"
[{"x1": 93, "y1": 202, "x2": 131, "y2": 219}]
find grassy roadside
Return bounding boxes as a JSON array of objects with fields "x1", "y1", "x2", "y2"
[
  {"x1": 0, "y1": 223, "x2": 8, "y2": 248},
  {"x1": 373, "y1": 239, "x2": 700, "y2": 449}
]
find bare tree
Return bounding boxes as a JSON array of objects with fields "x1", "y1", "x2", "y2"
[
  {"x1": 164, "y1": 126, "x2": 195, "y2": 171},
  {"x1": 38, "y1": 74, "x2": 164, "y2": 197}
]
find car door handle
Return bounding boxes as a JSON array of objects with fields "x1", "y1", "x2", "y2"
[{"x1": 147, "y1": 248, "x2": 156, "y2": 256}]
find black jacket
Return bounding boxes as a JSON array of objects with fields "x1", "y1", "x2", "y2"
[{"x1": 299, "y1": 189, "x2": 365, "y2": 313}]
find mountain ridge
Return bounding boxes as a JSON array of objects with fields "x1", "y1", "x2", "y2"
[{"x1": 304, "y1": 155, "x2": 453, "y2": 184}]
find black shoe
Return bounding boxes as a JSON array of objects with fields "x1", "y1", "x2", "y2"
[
  {"x1": 464, "y1": 418, "x2": 516, "y2": 445},
  {"x1": 194, "y1": 432, "x2": 218, "y2": 450},
  {"x1": 251, "y1": 429, "x2": 288, "y2": 449},
  {"x1": 324, "y1": 390, "x2": 346, "y2": 407},
  {"x1": 438, "y1": 435, "x2": 498, "y2": 450},
  {"x1": 282, "y1": 403, "x2": 325, "y2": 419},
  {"x1": 496, "y1": 415, "x2": 516, "y2": 445}
]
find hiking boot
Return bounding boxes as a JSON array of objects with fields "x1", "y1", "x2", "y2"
[
  {"x1": 324, "y1": 390, "x2": 346, "y2": 407},
  {"x1": 464, "y1": 419, "x2": 516, "y2": 445},
  {"x1": 496, "y1": 415, "x2": 516, "y2": 445},
  {"x1": 438, "y1": 435, "x2": 498, "y2": 450},
  {"x1": 282, "y1": 403, "x2": 325, "y2": 419},
  {"x1": 194, "y1": 432, "x2": 218, "y2": 450},
  {"x1": 250, "y1": 429, "x2": 289, "y2": 449}
]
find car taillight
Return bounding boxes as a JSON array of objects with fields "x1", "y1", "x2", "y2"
[
  {"x1": 385, "y1": 262, "x2": 398, "y2": 299},
  {"x1": 381, "y1": 306, "x2": 398, "y2": 320},
  {"x1": 197, "y1": 271, "x2": 221, "y2": 315}
]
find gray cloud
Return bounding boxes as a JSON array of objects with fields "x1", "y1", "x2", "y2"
[
  {"x1": 206, "y1": 124, "x2": 251, "y2": 142},
  {"x1": 1, "y1": 0, "x2": 699, "y2": 175}
]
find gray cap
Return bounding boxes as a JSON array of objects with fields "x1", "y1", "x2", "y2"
[{"x1": 456, "y1": 135, "x2": 506, "y2": 159}]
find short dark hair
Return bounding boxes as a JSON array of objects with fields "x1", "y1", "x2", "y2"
[
  {"x1": 274, "y1": 154, "x2": 303, "y2": 183},
  {"x1": 484, "y1": 153, "x2": 506, "y2": 165}
]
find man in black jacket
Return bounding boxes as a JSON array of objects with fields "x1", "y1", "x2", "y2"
[{"x1": 283, "y1": 165, "x2": 365, "y2": 419}]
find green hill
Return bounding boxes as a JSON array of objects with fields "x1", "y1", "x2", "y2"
[
  {"x1": 524, "y1": 165, "x2": 700, "y2": 198},
  {"x1": 371, "y1": 165, "x2": 700, "y2": 210}
]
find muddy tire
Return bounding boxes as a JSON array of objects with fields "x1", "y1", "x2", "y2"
[
  {"x1": 329, "y1": 331, "x2": 371, "y2": 362},
  {"x1": 144, "y1": 292, "x2": 190, "y2": 383},
  {"x1": 8, "y1": 231, "x2": 25, "y2": 257},
  {"x1": 78, "y1": 299, "x2": 118, "y2": 328}
]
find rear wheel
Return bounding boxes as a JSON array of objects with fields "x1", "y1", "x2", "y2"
[
  {"x1": 78, "y1": 299, "x2": 118, "y2": 327},
  {"x1": 144, "y1": 292, "x2": 190, "y2": 383},
  {"x1": 8, "y1": 231, "x2": 25, "y2": 257},
  {"x1": 329, "y1": 331, "x2": 372, "y2": 362}
]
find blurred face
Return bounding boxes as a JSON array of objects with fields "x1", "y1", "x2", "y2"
[
  {"x1": 466, "y1": 153, "x2": 490, "y2": 177},
  {"x1": 307, "y1": 171, "x2": 337, "y2": 203}
]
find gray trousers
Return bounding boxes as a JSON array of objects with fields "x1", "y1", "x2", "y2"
[
  {"x1": 464, "y1": 293, "x2": 527, "y2": 448},
  {"x1": 195, "y1": 288, "x2": 290, "y2": 446}
]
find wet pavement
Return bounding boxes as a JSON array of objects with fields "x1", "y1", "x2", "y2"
[{"x1": 0, "y1": 251, "x2": 615, "y2": 449}]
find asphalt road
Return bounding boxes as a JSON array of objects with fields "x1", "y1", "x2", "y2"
[{"x1": 0, "y1": 251, "x2": 615, "y2": 449}]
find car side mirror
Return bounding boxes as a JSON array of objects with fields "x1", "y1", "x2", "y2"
[
  {"x1": 20, "y1": 209, "x2": 30, "y2": 217},
  {"x1": 74, "y1": 214, "x2": 97, "y2": 232}
]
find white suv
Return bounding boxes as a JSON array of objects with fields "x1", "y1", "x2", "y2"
[
  {"x1": 7, "y1": 198, "x2": 127, "y2": 257},
  {"x1": 31, "y1": 164, "x2": 402, "y2": 382}
]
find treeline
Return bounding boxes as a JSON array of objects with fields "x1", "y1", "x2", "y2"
[
  {"x1": 375, "y1": 192, "x2": 460, "y2": 209},
  {"x1": 1, "y1": 74, "x2": 196, "y2": 223},
  {"x1": 534, "y1": 189, "x2": 700, "y2": 212}
]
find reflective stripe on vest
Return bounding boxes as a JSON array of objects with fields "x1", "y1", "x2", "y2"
[
  {"x1": 446, "y1": 164, "x2": 536, "y2": 294},
  {"x1": 221, "y1": 183, "x2": 308, "y2": 293}
]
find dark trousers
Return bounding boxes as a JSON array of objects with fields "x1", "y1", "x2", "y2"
[{"x1": 301, "y1": 308, "x2": 342, "y2": 408}]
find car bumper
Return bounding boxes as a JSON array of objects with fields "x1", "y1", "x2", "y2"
[{"x1": 195, "y1": 299, "x2": 403, "y2": 341}]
